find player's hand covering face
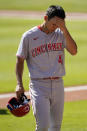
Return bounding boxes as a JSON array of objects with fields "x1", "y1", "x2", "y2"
[{"x1": 45, "y1": 16, "x2": 65, "y2": 33}]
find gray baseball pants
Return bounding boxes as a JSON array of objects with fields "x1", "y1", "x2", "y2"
[{"x1": 29, "y1": 78, "x2": 64, "y2": 131}]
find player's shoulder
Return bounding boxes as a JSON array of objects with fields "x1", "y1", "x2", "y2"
[{"x1": 22, "y1": 26, "x2": 39, "y2": 38}]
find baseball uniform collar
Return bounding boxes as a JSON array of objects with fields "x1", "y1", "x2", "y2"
[{"x1": 37, "y1": 25, "x2": 54, "y2": 36}]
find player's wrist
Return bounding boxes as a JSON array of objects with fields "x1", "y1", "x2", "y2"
[
  {"x1": 16, "y1": 84, "x2": 24, "y2": 92},
  {"x1": 17, "y1": 81, "x2": 23, "y2": 87},
  {"x1": 16, "y1": 85, "x2": 25, "y2": 100}
]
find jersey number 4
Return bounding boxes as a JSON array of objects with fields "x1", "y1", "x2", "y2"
[{"x1": 58, "y1": 55, "x2": 63, "y2": 64}]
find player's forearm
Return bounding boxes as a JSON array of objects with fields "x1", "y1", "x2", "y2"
[
  {"x1": 16, "y1": 57, "x2": 24, "y2": 87},
  {"x1": 63, "y1": 28, "x2": 77, "y2": 55}
]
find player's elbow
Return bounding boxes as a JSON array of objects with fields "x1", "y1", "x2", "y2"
[{"x1": 71, "y1": 47, "x2": 77, "y2": 55}]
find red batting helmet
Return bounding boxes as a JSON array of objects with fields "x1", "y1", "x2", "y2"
[{"x1": 7, "y1": 95, "x2": 30, "y2": 117}]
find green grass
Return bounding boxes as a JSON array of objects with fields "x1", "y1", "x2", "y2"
[
  {"x1": 0, "y1": 0, "x2": 87, "y2": 12},
  {"x1": 0, "y1": 100, "x2": 87, "y2": 131},
  {"x1": 62, "y1": 100, "x2": 87, "y2": 131},
  {"x1": 0, "y1": 105, "x2": 36, "y2": 131},
  {"x1": 64, "y1": 20, "x2": 87, "y2": 86},
  {"x1": 0, "y1": 18, "x2": 87, "y2": 93}
]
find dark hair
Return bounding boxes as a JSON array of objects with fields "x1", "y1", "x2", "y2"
[{"x1": 46, "y1": 5, "x2": 66, "y2": 20}]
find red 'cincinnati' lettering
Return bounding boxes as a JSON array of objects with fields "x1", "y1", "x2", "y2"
[
  {"x1": 31, "y1": 48, "x2": 37, "y2": 57},
  {"x1": 31, "y1": 49, "x2": 35, "y2": 57},
  {"x1": 60, "y1": 43, "x2": 62, "y2": 49},
  {"x1": 47, "y1": 43, "x2": 52, "y2": 51},
  {"x1": 52, "y1": 43, "x2": 56, "y2": 50},
  {"x1": 56, "y1": 43, "x2": 63, "y2": 50},
  {"x1": 41, "y1": 44, "x2": 47, "y2": 53},
  {"x1": 31, "y1": 43, "x2": 64, "y2": 57},
  {"x1": 37, "y1": 46, "x2": 41, "y2": 55}
]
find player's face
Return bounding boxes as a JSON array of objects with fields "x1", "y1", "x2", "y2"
[{"x1": 45, "y1": 16, "x2": 61, "y2": 33}]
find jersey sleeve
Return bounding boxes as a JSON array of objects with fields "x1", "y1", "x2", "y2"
[{"x1": 16, "y1": 33, "x2": 29, "y2": 59}]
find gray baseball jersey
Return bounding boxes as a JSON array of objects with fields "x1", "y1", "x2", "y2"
[{"x1": 16, "y1": 26, "x2": 66, "y2": 79}]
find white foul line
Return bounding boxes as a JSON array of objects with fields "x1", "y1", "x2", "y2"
[
  {"x1": 64, "y1": 85, "x2": 87, "y2": 92},
  {"x1": 0, "y1": 92, "x2": 29, "y2": 99},
  {"x1": 0, "y1": 85, "x2": 87, "y2": 99}
]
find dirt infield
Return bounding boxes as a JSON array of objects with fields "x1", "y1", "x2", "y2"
[
  {"x1": 65, "y1": 89, "x2": 87, "y2": 101},
  {"x1": 0, "y1": 10, "x2": 87, "y2": 20},
  {"x1": 0, "y1": 86, "x2": 87, "y2": 109}
]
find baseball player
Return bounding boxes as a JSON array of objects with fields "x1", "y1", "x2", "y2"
[{"x1": 16, "y1": 5, "x2": 77, "y2": 131}]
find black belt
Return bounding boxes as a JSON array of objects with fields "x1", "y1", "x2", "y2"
[{"x1": 31, "y1": 77, "x2": 60, "y2": 80}]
